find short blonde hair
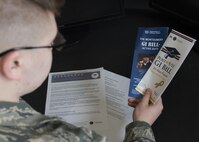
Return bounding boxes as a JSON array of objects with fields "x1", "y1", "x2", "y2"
[{"x1": 0, "y1": 0, "x2": 65, "y2": 51}]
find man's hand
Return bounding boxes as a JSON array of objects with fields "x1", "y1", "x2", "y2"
[{"x1": 129, "y1": 88, "x2": 163, "y2": 125}]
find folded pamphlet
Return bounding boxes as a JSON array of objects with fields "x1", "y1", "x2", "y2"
[
  {"x1": 136, "y1": 29, "x2": 196, "y2": 103},
  {"x1": 128, "y1": 27, "x2": 169, "y2": 98}
]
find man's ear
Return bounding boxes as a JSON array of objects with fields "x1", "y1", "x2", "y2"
[{"x1": 0, "y1": 51, "x2": 22, "y2": 80}]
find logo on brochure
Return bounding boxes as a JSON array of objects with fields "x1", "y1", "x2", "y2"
[
  {"x1": 161, "y1": 46, "x2": 181, "y2": 60},
  {"x1": 155, "y1": 80, "x2": 164, "y2": 88},
  {"x1": 91, "y1": 72, "x2": 99, "y2": 79}
]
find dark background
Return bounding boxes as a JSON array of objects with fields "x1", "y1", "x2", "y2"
[{"x1": 23, "y1": 0, "x2": 199, "y2": 141}]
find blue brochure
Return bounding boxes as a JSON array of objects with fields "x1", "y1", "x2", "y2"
[{"x1": 128, "y1": 27, "x2": 169, "y2": 98}]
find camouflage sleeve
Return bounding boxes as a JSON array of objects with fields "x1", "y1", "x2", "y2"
[
  {"x1": 28, "y1": 117, "x2": 107, "y2": 142},
  {"x1": 123, "y1": 121, "x2": 156, "y2": 142},
  {"x1": 0, "y1": 100, "x2": 107, "y2": 142},
  {"x1": 0, "y1": 116, "x2": 107, "y2": 142}
]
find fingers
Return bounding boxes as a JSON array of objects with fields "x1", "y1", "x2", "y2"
[
  {"x1": 140, "y1": 88, "x2": 152, "y2": 106},
  {"x1": 128, "y1": 102, "x2": 137, "y2": 107},
  {"x1": 153, "y1": 97, "x2": 163, "y2": 112},
  {"x1": 131, "y1": 88, "x2": 164, "y2": 125},
  {"x1": 128, "y1": 98, "x2": 141, "y2": 107},
  {"x1": 128, "y1": 88, "x2": 152, "y2": 107},
  {"x1": 144, "y1": 88, "x2": 152, "y2": 95},
  {"x1": 155, "y1": 97, "x2": 162, "y2": 105}
]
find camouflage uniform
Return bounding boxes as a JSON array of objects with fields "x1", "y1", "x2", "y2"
[
  {"x1": 0, "y1": 99, "x2": 155, "y2": 142},
  {"x1": 124, "y1": 121, "x2": 155, "y2": 142}
]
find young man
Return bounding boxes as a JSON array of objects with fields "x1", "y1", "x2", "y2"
[{"x1": 0, "y1": 0, "x2": 163, "y2": 141}]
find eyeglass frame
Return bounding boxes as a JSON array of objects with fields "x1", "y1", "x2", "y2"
[{"x1": 0, "y1": 32, "x2": 67, "y2": 57}]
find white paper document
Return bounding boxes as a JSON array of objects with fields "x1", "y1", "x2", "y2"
[
  {"x1": 104, "y1": 70, "x2": 133, "y2": 142},
  {"x1": 45, "y1": 68, "x2": 108, "y2": 135},
  {"x1": 45, "y1": 68, "x2": 133, "y2": 142}
]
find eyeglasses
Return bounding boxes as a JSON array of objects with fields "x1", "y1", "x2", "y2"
[{"x1": 0, "y1": 32, "x2": 67, "y2": 57}]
